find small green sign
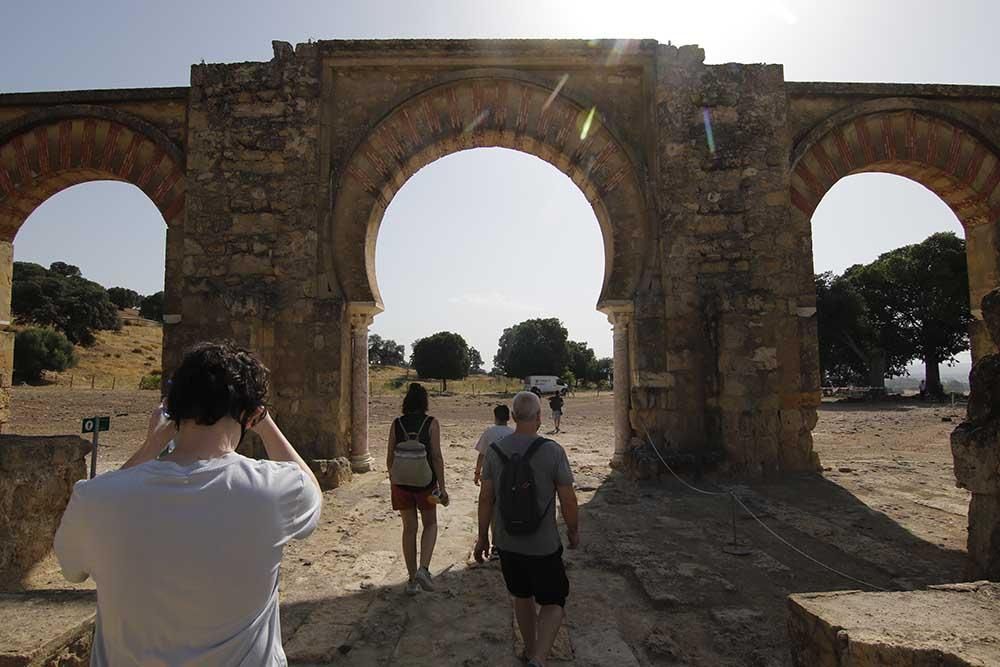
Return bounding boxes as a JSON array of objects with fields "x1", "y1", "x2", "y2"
[{"x1": 81, "y1": 416, "x2": 111, "y2": 434}]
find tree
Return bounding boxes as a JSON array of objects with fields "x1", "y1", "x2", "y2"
[
  {"x1": 567, "y1": 340, "x2": 599, "y2": 384},
  {"x1": 13, "y1": 327, "x2": 76, "y2": 382},
  {"x1": 848, "y1": 232, "x2": 972, "y2": 396},
  {"x1": 140, "y1": 291, "x2": 165, "y2": 322},
  {"x1": 368, "y1": 333, "x2": 406, "y2": 366},
  {"x1": 595, "y1": 357, "x2": 613, "y2": 383},
  {"x1": 493, "y1": 318, "x2": 570, "y2": 379},
  {"x1": 107, "y1": 287, "x2": 142, "y2": 310},
  {"x1": 468, "y1": 347, "x2": 485, "y2": 374},
  {"x1": 815, "y1": 272, "x2": 884, "y2": 386},
  {"x1": 410, "y1": 331, "x2": 470, "y2": 391},
  {"x1": 48, "y1": 262, "x2": 81, "y2": 278},
  {"x1": 12, "y1": 262, "x2": 120, "y2": 345}
]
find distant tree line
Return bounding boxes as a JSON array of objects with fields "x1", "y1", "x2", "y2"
[
  {"x1": 816, "y1": 231, "x2": 972, "y2": 396},
  {"x1": 382, "y1": 317, "x2": 611, "y2": 391}
]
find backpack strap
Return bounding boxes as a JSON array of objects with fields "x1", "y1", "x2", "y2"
[
  {"x1": 415, "y1": 415, "x2": 431, "y2": 439},
  {"x1": 489, "y1": 441, "x2": 510, "y2": 463},
  {"x1": 523, "y1": 437, "x2": 551, "y2": 461}
]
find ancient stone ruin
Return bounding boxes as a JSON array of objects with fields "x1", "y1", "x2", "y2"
[
  {"x1": 0, "y1": 435, "x2": 89, "y2": 588},
  {"x1": 1, "y1": 39, "x2": 999, "y2": 486},
  {"x1": 952, "y1": 287, "x2": 1000, "y2": 581}
]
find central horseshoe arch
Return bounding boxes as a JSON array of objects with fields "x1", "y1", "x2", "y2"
[{"x1": 326, "y1": 74, "x2": 653, "y2": 313}]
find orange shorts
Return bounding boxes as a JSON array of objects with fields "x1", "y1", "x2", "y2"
[{"x1": 391, "y1": 484, "x2": 436, "y2": 511}]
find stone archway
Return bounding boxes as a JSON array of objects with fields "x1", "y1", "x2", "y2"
[
  {"x1": 790, "y1": 101, "x2": 1000, "y2": 366},
  {"x1": 326, "y1": 75, "x2": 652, "y2": 471},
  {"x1": 0, "y1": 104, "x2": 186, "y2": 427}
]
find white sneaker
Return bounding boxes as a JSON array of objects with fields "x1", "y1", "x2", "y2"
[
  {"x1": 415, "y1": 566, "x2": 435, "y2": 592},
  {"x1": 405, "y1": 579, "x2": 420, "y2": 596}
]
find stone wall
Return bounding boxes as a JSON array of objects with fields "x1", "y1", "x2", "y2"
[
  {"x1": 645, "y1": 45, "x2": 818, "y2": 474},
  {"x1": 182, "y1": 42, "x2": 346, "y2": 463},
  {"x1": 0, "y1": 435, "x2": 90, "y2": 589},
  {"x1": 951, "y1": 287, "x2": 1000, "y2": 580}
]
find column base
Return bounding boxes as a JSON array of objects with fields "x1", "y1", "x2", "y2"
[
  {"x1": 350, "y1": 453, "x2": 374, "y2": 473},
  {"x1": 609, "y1": 451, "x2": 627, "y2": 470}
]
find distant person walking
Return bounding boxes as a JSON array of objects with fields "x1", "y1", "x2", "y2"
[
  {"x1": 549, "y1": 392, "x2": 565, "y2": 433},
  {"x1": 475, "y1": 391, "x2": 579, "y2": 667},
  {"x1": 473, "y1": 404, "x2": 514, "y2": 559},
  {"x1": 54, "y1": 341, "x2": 322, "y2": 665},
  {"x1": 387, "y1": 382, "x2": 448, "y2": 595}
]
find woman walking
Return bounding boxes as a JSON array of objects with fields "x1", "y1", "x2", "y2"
[{"x1": 387, "y1": 383, "x2": 448, "y2": 595}]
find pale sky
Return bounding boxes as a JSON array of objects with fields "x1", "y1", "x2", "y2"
[{"x1": 3, "y1": 0, "x2": 996, "y2": 368}]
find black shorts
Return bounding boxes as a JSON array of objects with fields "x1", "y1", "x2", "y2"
[{"x1": 498, "y1": 546, "x2": 569, "y2": 607}]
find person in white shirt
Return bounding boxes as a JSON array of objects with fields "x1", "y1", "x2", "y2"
[
  {"x1": 473, "y1": 404, "x2": 514, "y2": 559},
  {"x1": 54, "y1": 341, "x2": 322, "y2": 666}
]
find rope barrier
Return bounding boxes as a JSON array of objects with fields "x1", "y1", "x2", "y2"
[{"x1": 641, "y1": 428, "x2": 891, "y2": 593}]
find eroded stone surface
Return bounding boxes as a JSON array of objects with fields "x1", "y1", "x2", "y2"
[
  {"x1": 0, "y1": 435, "x2": 90, "y2": 589},
  {"x1": 788, "y1": 582, "x2": 1000, "y2": 667},
  {"x1": 952, "y1": 287, "x2": 1000, "y2": 580}
]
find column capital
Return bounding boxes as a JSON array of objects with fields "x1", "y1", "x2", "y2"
[
  {"x1": 605, "y1": 309, "x2": 633, "y2": 328},
  {"x1": 598, "y1": 300, "x2": 634, "y2": 327},
  {"x1": 347, "y1": 301, "x2": 381, "y2": 332}
]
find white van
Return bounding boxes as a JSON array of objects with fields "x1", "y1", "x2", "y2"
[{"x1": 524, "y1": 375, "x2": 569, "y2": 396}]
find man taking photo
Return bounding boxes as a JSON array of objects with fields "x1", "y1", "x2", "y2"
[{"x1": 55, "y1": 341, "x2": 321, "y2": 665}]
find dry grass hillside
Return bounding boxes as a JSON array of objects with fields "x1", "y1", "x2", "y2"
[{"x1": 43, "y1": 318, "x2": 162, "y2": 390}]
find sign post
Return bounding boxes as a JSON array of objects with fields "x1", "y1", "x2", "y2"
[{"x1": 81, "y1": 416, "x2": 111, "y2": 479}]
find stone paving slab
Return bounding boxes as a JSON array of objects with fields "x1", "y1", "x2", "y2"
[
  {"x1": 0, "y1": 591, "x2": 95, "y2": 666},
  {"x1": 788, "y1": 581, "x2": 1000, "y2": 666}
]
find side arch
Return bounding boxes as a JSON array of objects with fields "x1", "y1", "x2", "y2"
[
  {"x1": 326, "y1": 75, "x2": 652, "y2": 312},
  {"x1": 790, "y1": 101, "x2": 1000, "y2": 361},
  {"x1": 790, "y1": 104, "x2": 1000, "y2": 227},
  {"x1": 0, "y1": 105, "x2": 186, "y2": 239}
]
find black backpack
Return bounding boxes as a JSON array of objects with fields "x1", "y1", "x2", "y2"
[{"x1": 490, "y1": 437, "x2": 553, "y2": 535}]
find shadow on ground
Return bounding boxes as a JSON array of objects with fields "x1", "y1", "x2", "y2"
[{"x1": 276, "y1": 467, "x2": 965, "y2": 666}]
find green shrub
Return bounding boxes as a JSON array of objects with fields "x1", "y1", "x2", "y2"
[
  {"x1": 14, "y1": 327, "x2": 76, "y2": 382},
  {"x1": 139, "y1": 373, "x2": 162, "y2": 390}
]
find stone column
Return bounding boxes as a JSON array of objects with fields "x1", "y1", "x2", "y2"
[
  {"x1": 0, "y1": 240, "x2": 13, "y2": 433},
  {"x1": 349, "y1": 311, "x2": 375, "y2": 473},
  {"x1": 608, "y1": 309, "x2": 633, "y2": 468}
]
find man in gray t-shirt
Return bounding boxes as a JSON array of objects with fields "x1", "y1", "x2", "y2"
[{"x1": 475, "y1": 391, "x2": 579, "y2": 667}]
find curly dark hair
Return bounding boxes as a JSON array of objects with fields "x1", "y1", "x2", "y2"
[
  {"x1": 165, "y1": 341, "x2": 270, "y2": 428},
  {"x1": 401, "y1": 382, "x2": 429, "y2": 414}
]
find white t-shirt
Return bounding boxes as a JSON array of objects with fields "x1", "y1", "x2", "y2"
[
  {"x1": 54, "y1": 452, "x2": 321, "y2": 666},
  {"x1": 474, "y1": 424, "x2": 514, "y2": 454}
]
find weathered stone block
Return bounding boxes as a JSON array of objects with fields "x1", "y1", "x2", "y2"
[
  {"x1": 788, "y1": 583, "x2": 1000, "y2": 666},
  {"x1": 0, "y1": 436, "x2": 90, "y2": 589},
  {"x1": 951, "y1": 422, "x2": 1000, "y2": 495},
  {"x1": 307, "y1": 457, "x2": 351, "y2": 491}
]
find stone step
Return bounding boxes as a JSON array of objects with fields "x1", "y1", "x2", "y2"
[{"x1": 788, "y1": 581, "x2": 1000, "y2": 666}]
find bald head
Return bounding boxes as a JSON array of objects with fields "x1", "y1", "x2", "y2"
[{"x1": 512, "y1": 391, "x2": 541, "y2": 423}]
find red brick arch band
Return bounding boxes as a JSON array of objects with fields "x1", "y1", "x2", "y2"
[
  {"x1": 791, "y1": 110, "x2": 1000, "y2": 228},
  {"x1": 0, "y1": 105, "x2": 185, "y2": 239}
]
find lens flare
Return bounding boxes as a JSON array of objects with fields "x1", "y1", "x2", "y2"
[
  {"x1": 464, "y1": 109, "x2": 489, "y2": 134},
  {"x1": 542, "y1": 74, "x2": 569, "y2": 113},
  {"x1": 580, "y1": 107, "x2": 596, "y2": 141},
  {"x1": 605, "y1": 39, "x2": 639, "y2": 67},
  {"x1": 702, "y1": 108, "x2": 716, "y2": 154}
]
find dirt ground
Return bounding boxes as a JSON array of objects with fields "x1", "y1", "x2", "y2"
[{"x1": 12, "y1": 387, "x2": 971, "y2": 666}]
